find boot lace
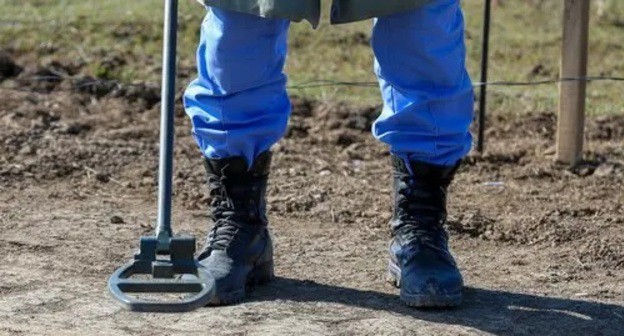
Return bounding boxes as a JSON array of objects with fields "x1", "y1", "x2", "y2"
[
  {"x1": 199, "y1": 169, "x2": 242, "y2": 258},
  {"x1": 394, "y1": 172, "x2": 449, "y2": 254}
]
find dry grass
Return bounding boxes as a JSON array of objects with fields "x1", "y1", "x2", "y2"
[{"x1": 1, "y1": 0, "x2": 623, "y2": 114}]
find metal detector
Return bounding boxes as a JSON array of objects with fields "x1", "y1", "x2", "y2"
[{"x1": 108, "y1": 0, "x2": 215, "y2": 312}]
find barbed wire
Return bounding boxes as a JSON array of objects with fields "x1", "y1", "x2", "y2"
[
  {"x1": 287, "y1": 76, "x2": 624, "y2": 89},
  {"x1": 1, "y1": 75, "x2": 623, "y2": 94},
  {"x1": 0, "y1": 17, "x2": 199, "y2": 28},
  {"x1": 0, "y1": 18, "x2": 164, "y2": 26}
]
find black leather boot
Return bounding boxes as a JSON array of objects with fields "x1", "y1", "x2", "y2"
[
  {"x1": 199, "y1": 151, "x2": 274, "y2": 305},
  {"x1": 388, "y1": 155, "x2": 463, "y2": 308}
]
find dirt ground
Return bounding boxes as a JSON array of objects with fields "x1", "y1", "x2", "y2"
[{"x1": 1, "y1": 58, "x2": 623, "y2": 335}]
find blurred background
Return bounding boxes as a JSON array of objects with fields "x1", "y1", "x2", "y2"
[{"x1": 2, "y1": 0, "x2": 623, "y2": 115}]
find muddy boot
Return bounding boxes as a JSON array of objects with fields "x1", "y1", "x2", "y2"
[
  {"x1": 198, "y1": 151, "x2": 274, "y2": 305},
  {"x1": 387, "y1": 155, "x2": 463, "y2": 308}
]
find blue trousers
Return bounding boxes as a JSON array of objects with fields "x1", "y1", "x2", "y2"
[{"x1": 184, "y1": 0, "x2": 474, "y2": 167}]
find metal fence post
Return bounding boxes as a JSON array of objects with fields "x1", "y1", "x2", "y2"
[{"x1": 477, "y1": 0, "x2": 492, "y2": 153}]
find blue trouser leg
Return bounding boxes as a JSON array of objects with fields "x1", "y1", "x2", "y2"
[
  {"x1": 372, "y1": 0, "x2": 474, "y2": 167},
  {"x1": 184, "y1": 8, "x2": 291, "y2": 166},
  {"x1": 186, "y1": 3, "x2": 472, "y2": 167}
]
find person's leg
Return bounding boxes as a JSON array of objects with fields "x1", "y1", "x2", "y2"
[
  {"x1": 371, "y1": 0, "x2": 472, "y2": 308},
  {"x1": 184, "y1": 8, "x2": 291, "y2": 167},
  {"x1": 184, "y1": 8, "x2": 290, "y2": 305},
  {"x1": 371, "y1": 0, "x2": 473, "y2": 166}
]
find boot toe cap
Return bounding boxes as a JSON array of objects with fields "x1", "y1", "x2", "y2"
[{"x1": 401, "y1": 271, "x2": 463, "y2": 297}]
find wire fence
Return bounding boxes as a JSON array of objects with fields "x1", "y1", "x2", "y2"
[
  {"x1": 2, "y1": 6, "x2": 623, "y2": 93},
  {"x1": 0, "y1": 19, "x2": 160, "y2": 26},
  {"x1": 2, "y1": 74, "x2": 624, "y2": 93}
]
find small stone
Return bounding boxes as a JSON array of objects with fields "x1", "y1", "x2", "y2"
[
  {"x1": 95, "y1": 172, "x2": 110, "y2": 183},
  {"x1": 19, "y1": 146, "x2": 35, "y2": 155},
  {"x1": 593, "y1": 163, "x2": 616, "y2": 177},
  {"x1": 573, "y1": 165, "x2": 595, "y2": 177},
  {"x1": 62, "y1": 123, "x2": 91, "y2": 135},
  {"x1": 140, "y1": 176, "x2": 155, "y2": 186},
  {"x1": 110, "y1": 216, "x2": 125, "y2": 224},
  {"x1": 0, "y1": 51, "x2": 23, "y2": 78},
  {"x1": 543, "y1": 146, "x2": 556, "y2": 156}
]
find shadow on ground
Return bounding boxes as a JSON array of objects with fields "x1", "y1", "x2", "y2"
[{"x1": 250, "y1": 277, "x2": 623, "y2": 336}]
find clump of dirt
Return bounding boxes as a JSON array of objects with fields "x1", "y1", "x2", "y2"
[
  {"x1": 579, "y1": 236, "x2": 624, "y2": 269},
  {"x1": 72, "y1": 75, "x2": 120, "y2": 97},
  {"x1": 0, "y1": 51, "x2": 23, "y2": 79},
  {"x1": 72, "y1": 75, "x2": 161, "y2": 108},
  {"x1": 590, "y1": 114, "x2": 624, "y2": 140},
  {"x1": 15, "y1": 60, "x2": 80, "y2": 92},
  {"x1": 112, "y1": 83, "x2": 161, "y2": 109},
  {"x1": 448, "y1": 211, "x2": 497, "y2": 239},
  {"x1": 484, "y1": 112, "x2": 556, "y2": 141}
]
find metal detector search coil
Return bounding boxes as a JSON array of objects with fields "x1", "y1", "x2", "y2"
[
  {"x1": 109, "y1": 236, "x2": 215, "y2": 312},
  {"x1": 108, "y1": 0, "x2": 215, "y2": 312}
]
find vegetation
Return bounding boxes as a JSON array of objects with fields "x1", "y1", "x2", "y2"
[{"x1": 1, "y1": 0, "x2": 623, "y2": 115}]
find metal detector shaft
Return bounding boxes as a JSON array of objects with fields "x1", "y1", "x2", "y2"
[
  {"x1": 156, "y1": 0, "x2": 178, "y2": 247},
  {"x1": 108, "y1": 0, "x2": 216, "y2": 312}
]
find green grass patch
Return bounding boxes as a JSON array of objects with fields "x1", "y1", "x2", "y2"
[{"x1": 1, "y1": 0, "x2": 623, "y2": 115}]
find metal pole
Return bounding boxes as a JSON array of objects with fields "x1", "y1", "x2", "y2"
[
  {"x1": 477, "y1": 0, "x2": 492, "y2": 153},
  {"x1": 156, "y1": 0, "x2": 178, "y2": 241}
]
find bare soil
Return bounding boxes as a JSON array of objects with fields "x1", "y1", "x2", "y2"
[{"x1": 1, "y1": 58, "x2": 623, "y2": 335}]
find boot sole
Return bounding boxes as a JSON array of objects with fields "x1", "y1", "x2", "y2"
[
  {"x1": 388, "y1": 261, "x2": 462, "y2": 308},
  {"x1": 208, "y1": 261, "x2": 275, "y2": 306}
]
